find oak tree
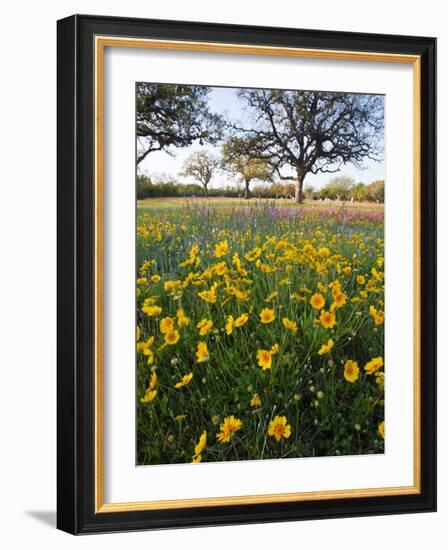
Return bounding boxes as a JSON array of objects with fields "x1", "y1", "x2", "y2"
[
  {"x1": 136, "y1": 84, "x2": 223, "y2": 165},
  {"x1": 235, "y1": 89, "x2": 384, "y2": 203},
  {"x1": 181, "y1": 151, "x2": 220, "y2": 198},
  {"x1": 221, "y1": 137, "x2": 273, "y2": 199}
]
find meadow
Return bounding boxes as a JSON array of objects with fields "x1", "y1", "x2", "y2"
[{"x1": 136, "y1": 199, "x2": 385, "y2": 465}]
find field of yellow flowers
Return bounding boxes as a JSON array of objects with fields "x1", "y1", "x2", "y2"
[{"x1": 136, "y1": 201, "x2": 385, "y2": 465}]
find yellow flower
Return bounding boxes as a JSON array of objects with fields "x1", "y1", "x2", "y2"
[
  {"x1": 149, "y1": 371, "x2": 157, "y2": 389},
  {"x1": 214, "y1": 262, "x2": 227, "y2": 276},
  {"x1": 374, "y1": 310, "x2": 384, "y2": 325},
  {"x1": 137, "y1": 336, "x2": 155, "y2": 353},
  {"x1": 357, "y1": 275, "x2": 366, "y2": 285},
  {"x1": 216, "y1": 415, "x2": 242, "y2": 443},
  {"x1": 364, "y1": 356, "x2": 384, "y2": 375},
  {"x1": 214, "y1": 240, "x2": 229, "y2": 258},
  {"x1": 164, "y1": 330, "x2": 180, "y2": 345},
  {"x1": 343, "y1": 360, "x2": 360, "y2": 383},
  {"x1": 176, "y1": 309, "x2": 190, "y2": 327},
  {"x1": 369, "y1": 305, "x2": 384, "y2": 325},
  {"x1": 342, "y1": 266, "x2": 352, "y2": 275},
  {"x1": 310, "y1": 293, "x2": 325, "y2": 310},
  {"x1": 140, "y1": 387, "x2": 157, "y2": 403},
  {"x1": 268, "y1": 416, "x2": 292, "y2": 441},
  {"x1": 375, "y1": 371, "x2": 385, "y2": 388},
  {"x1": 320, "y1": 309, "x2": 336, "y2": 329},
  {"x1": 136, "y1": 277, "x2": 147, "y2": 285},
  {"x1": 244, "y1": 247, "x2": 262, "y2": 262},
  {"x1": 196, "y1": 341, "x2": 209, "y2": 363},
  {"x1": 264, "y1": 291, "x2": 278, "y2": 302},
  {"x1": 318, "y1": 338, "x2": 334, "y2": 355},
  {"x1": 378, "y1": 421, "x2": 385, "y2": 439},
  {"x1": 250, "y1": 394, "x2": 261, "y2": 407},
  {"x1": 175, "y1": 415, "x2": 186, "y2": 421},
  {"x1": 260, "y1": 308, "x2": 275, "y2": 324},
  {"x1": 150, "y1": 274, "x2": 161, "y2": 283},
  {"x1": 160, "y1": 316, "x2": 175, "y2": 334},
  {"x1": 142, "y1": 305, "x2": 162, "y2": 317},
  {"x1": 197, "y1": 318, "x2": 213, "y2": 336},
  {"x1": 191, "y1": 430, "x2": 207, "y2": 463},
  {"x1": 270, "y1": 343, "x2": 279, "y2": 355},
  {"x1": 257, "y1": 349, "x2": 272, "y2": 370},
  {"x1": 175, "y1": 372, "x2": 193, "y2": 388},
  {"x1": 145, "y1": 348, "x2": 154, "y2": 365},
  {"x1": 198, "y1": 288, "x2": 217, "y2": 304},
  {"x1": 332, "y1": 292, "x2": 347, "y2": 310},
  {"x1": 136, "y1": 325, "x2": 141, "y2": 341},
  {"x1": 225, "y1": 315, "x2": 234, "y2": 335},
  {"x1": 282, "y1": 317, "x2": 298, "y2": 332},
  {"x1": 234, "y1": 313, "x2": 249, "y2": 327},
  {"x1": 164, "y1": 280, "x2": 182, "y2": 293}
]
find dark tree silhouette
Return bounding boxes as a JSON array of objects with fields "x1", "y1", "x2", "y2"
[
  {"x1": 234, "y1": 89, "x2": 384, "y2": 203},
  {"x1": 136, "y1": 84, "x2": 223, "y2": 165}
]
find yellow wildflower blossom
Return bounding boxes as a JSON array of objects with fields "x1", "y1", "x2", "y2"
[
  {"x1": 257, "y1": 349, "x2": 272, "y2": 370},
  {"x1": 197, "y1": 318, "x2": 213, "y2": 336},
  {"x1": 260, "y1": 308, "x2": 275, "y2": 324},
  {"x1": 364, "y1": 356, "x2": 384, "y2": 375},
  {"x1": 198, "y1": 288, "x2": 217, "y2": 304},
  {"x1": 234, "y1": 313, "x2": 249, "y2": 327},
  {"x1": 175, "y1": 372, "x2": 193, "y2": 388},
  {"x1": 140, "y1": 387, "x2": 157, "y2": 403},
  {"x1": 225, "y1": 315, "x2": 234, "y2": 335},
  {"x1": 160, "y1": 316, "x2": 175, "y2": 334},
  {"x1": 196, "y1": 341, "x2": 209, "y2": 363},
  {"x1": 214, "y1": 240, "x2": 229, "y2": 258},
  {"x1": 319, "y1": 309, "x2": 336, "y2": 329},
  {"x1": 164, "y1": 330, "x2": 180, "y2": 345},
  {"x1": 216, "y1": 415, "x2": 242, "y2": 443},
  {"x1": 282, "y1": 317, "x2": 298, "y2": 332},
  {"x1": 142, "y1": 305, "x2": 162, "y2": 317},
  {"x1": 176, "y1": 309, "x2": 190, "y2": 327},
  {"x1": 318, "y1": 339, "x2": 334, "y2": 355},
  {"x1": 343, "y1": 360, "x2": 360, "y2": 383},
  {"x1": 250, "y1": 394, "x2": 261, "y2": 407},
  {"x1": 310, "y1": 293, "x2": 325, "y2": 310},
  {"x1": 191, "y1": 430, "x2": 207, "y2": 463},
  {"x1": 268, "y1": 416, "x2": 292, "y2": 441}
]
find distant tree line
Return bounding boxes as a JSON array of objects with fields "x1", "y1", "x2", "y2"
[{"x1": 137, "y1": 173, "x2": 384, "y2": 202}]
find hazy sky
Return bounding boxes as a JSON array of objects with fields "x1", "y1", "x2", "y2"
[{"x1": 138, "y1": 86, "x2": 385, "y2": 190}]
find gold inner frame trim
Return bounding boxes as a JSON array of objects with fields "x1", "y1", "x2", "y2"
[{"x1": 94, "y1": 35, "x2": 421, "y2": 513}]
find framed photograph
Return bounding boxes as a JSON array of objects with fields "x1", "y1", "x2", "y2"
[{"x1": 57, "y1": 14, "x2": 436, "y2": 534}]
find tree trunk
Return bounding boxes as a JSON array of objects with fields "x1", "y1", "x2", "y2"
[
  {"x1": 294, "y1": 172, "x2": 305, "y2": 204},
  {"x1": 204, "y1": 184, "x2": 209, "y2": 198},
  {"x1": 244, "y1": 178, "x2": 251, "y2": 199}
]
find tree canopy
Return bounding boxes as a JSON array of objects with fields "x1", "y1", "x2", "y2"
[
  {"x1": 136, "y1": 83, "x2": 223, "y2": 165},
  {"x1": 181, "y1": 151, "x2": 220, "y2": 197},
  {"x1": 221, "y1": 137, "x2": 273, "y2": 198},
  {"x1": 233, "y1": 89, "x2": 384, "y2": 202}
]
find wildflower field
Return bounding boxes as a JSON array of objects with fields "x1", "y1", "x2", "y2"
[{"x1": 136, "y1": 200, "x2": 385, "y2": 465}]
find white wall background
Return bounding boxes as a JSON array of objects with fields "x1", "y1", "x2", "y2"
[{"x1": 0, "y1": 1, "x2": 443, "y2": 547}]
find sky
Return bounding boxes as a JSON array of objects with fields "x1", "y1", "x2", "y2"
[{"x1": 138, "y1": 86, "x2": 385, "y2": 190}]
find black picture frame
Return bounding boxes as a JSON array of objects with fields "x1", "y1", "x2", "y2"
[{"x1": 57, "y1": 14, "x2": 436, "y2": 534}]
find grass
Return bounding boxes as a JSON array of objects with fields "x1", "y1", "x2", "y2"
[
  {"x1": 137, "y1": 196, "x2": 384, "y2": 211},
  {"x1": 136, "y1": 200, "x2": 385, "y2": 465}
]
